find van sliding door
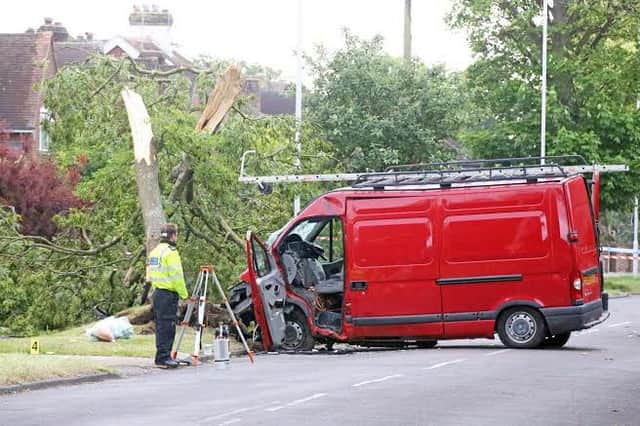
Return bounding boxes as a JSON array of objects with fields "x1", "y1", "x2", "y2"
[{"x1": 343, "y1": 197, "x2": 443, "y2": 338}]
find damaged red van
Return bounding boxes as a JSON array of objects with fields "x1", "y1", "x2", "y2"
[{"x1": 231, "y1": 157, "x2": 613, "y2": 350}]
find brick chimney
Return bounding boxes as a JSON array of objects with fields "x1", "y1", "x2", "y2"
[{"x1": 37, "y1": 17, "x2": 69, "y2": 42}]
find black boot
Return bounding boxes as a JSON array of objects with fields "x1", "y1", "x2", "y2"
[{"x1": 155, "y1": 359, "x2": 179, "y2": 369}]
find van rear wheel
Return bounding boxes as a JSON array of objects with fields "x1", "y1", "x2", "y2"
[
  {"x1": 282, "y1": 309, "x2": 315, "y2": 352},
  {"x1": 542, "y1": 332, "x2": 571, "y2": 348},
  {"x1": 497, "y1": 307, "x2": 546, "y2": 348}
]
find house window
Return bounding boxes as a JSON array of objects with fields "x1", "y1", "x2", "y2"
[{"x1": 39, "y1": 107, "x2": 51, "y2": 152}]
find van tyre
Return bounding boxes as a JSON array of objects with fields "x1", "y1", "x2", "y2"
[
  {"x1": 542, "y1": 332, "x2": 571, "y2": 348},
  {"x1": 497, "y1": 307, "x2": 546, "y2": 349},
  {"x1": 282, "y1": 309, "x2": 315, "y2": 352}
]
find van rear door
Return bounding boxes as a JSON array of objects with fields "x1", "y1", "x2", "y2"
[
  {"x1": 564, "y1": 176, "x2": 601, "y2": 303},
  {"x1": 343, "y1": 197, "x2": 443, "y2": 338}
]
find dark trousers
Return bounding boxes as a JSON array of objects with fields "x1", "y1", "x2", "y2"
[{"x1": 153, "y1": 288, "x2": 179, "y2": 363}]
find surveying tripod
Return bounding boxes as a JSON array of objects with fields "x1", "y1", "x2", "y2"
[{"x1": 172, "y1": 265, "x2": 255, "y2": 366}]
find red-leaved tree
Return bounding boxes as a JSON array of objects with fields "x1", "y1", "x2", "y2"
[{"x1": 0, "y1": 122, "x2": 87, "y2": 238}]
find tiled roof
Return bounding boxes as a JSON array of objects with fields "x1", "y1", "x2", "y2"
[
  {"x1": 0, "y1": 31, "x2": 56, "y2": 131},
  {"x1": 54, "y1": 41, "x2": 102, "y2": 68},
  {"x1": 104, "y1": 36, "x2": 194, "y2": 70}
]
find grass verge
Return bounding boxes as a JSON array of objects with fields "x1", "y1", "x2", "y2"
[
  {"x1": 604, "y1": 275, "x2": 640, "y2": 296},
  {"x1": 0, "y1": 324, "x2": 208, "y2": 357},
  {"x1": 0, "y1": 353, "x2": 113, "y2": 386}
]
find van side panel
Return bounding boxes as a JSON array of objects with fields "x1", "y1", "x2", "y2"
[
  {"x1": 439, "y1": 185, "x2": 570, "y2": 337},
  {"x1": 343, "y1": 197, "x2": 443, "y2": 338},
  {"x1": 564, "y1": 176, "x2": 601, "y2": 303}
]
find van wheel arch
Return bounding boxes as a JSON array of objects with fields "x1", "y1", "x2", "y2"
[
  {"x1": 494, "y1": 301, "x2": 551, "y2": 338},
  {"x1": 496, "y1": 306, "x2": 547, "y2": 348}
]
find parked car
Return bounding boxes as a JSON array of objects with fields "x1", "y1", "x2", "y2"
[{"x1": 231, "y1": 158, "x2": 610, "y2": 351}]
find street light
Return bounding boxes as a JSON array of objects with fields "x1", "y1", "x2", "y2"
[
  {"x1": 294, "y1": 0, "x2": 303, "y2": 215},
  {"x1": 540, "y1": 0, "x2": 548, "y2": 165}
]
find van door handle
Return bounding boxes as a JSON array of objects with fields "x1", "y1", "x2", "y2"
[{"x1": 350, "y1": 281, "x2": 368, "y2": 291}]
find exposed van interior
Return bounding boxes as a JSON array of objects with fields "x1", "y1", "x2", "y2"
[{"x1": 277, "y1": 217, "x2": 345, "y2": 331}]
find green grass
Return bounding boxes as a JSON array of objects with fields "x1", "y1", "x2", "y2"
[
  {"x1": 0, "y1": 324, "x2": 206, "y2": 357},
  {"x1": 0, "y1": 322, "x2": 231, "y2": 385},
  {"x1": 0, "y1": 354, "x2": 113, "y2": 386},
  {"x1": 604, "y1": 276, "x2": 640, "y2": 296}
]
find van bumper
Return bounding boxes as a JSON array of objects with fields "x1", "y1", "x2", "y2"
[{"x1": 540, "y1": 294, "x2": 610, "y2": 335}]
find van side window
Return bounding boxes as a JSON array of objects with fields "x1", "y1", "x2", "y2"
[
  {"x1": 314, "y1": 218, "x2": 343, "y2": 262},
  {"x1": 251, "y1": 237, "x2": 271, "y2": 278}
]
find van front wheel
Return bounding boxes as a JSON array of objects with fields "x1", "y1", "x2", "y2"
[
  {"x1": 497, "y1": 307, "x2": 546, "y2": 348},
  {"x1": 281, "y1": 309, "x2": 315, "y2": 352}
]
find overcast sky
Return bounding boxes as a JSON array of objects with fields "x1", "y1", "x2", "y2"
[{"x1": 1, "y1": 0, "x2": 472, "y2": 79}]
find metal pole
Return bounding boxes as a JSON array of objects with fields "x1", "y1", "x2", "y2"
[
  {"x1": 404, "y1": 0, "x2": 412, "y2": 60},
  {"x1": 633, "y1": 197, "x2": 638, "y2": 276},
  {"x1": 294, "y1": 0, "x2": 303, "y2": 216},
  {"x1": 540, "y1": 0, "x2": 548, "y2": 165}
]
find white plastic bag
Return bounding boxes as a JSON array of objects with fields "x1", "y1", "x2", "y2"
[{"x1": 86, "y1": 316, "x2": 134, "y2": 342}]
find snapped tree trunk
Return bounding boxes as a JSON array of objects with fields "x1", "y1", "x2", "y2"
[{"x1": 121, "y1": 88, "x2": 166, "y2": 255}]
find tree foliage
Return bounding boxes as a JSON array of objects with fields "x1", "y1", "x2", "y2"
[
  {"x1": 0, "y1": 56, "x2": 335, "y2": 334},
  {"x1": 450, "y1": 0, "x2": 640, "y2": 210},
  {"x1": 306, "y1": 31, "x2": 468, "y2": 171},
  {"x1": 0, "y1": 125, "x2": 86, "y2": 238}
]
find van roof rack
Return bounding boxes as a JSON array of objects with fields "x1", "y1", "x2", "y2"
[
  {"x1": 353, "y1": 155, "x2": 626, "y2": 189},
  {"x1": 238, "y1": 151, "x2": 628, "y2": 188}
]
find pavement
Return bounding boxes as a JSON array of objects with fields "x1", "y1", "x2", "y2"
[{"x1": 1, "y1": 296, "x2": 639, "y2": 426}]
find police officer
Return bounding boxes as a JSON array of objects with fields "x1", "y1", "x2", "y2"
[{"x1": 147, "y1": 223, "x2": 188, "y2": 368}]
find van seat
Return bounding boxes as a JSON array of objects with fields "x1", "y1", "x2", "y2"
[{"x1": 315, "y1": 276, "x2": 344, "y2": 294}]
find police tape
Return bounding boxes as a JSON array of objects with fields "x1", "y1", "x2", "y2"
[{"x1": 602, "y1": 254, "x2": 638, "y2": 261}]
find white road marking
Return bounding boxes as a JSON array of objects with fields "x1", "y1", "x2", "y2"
[
  {"x1": 607, "y1": 321, "x2": 632, "y2": 328},
  {"x1": 288, "y1": 393, "x2": 328, "y2": 406},
  {"x1": 576, "y1": 327, "x2": 602, "y2": 336},
  {"x1": 422, "y1": 359, "x2": 467, "y2": 370},
  {"x1": 200, "y1": 402, "x2": 280, "y2": 422},
  {"x1": 352, "y1": 374, "x2": 405, "y2": 388},
  {"x1": 218, "y1": 419, "x2": 242, "y2": 426},
  {"x1": 484, "y1": 349, "x2": 511, "y2": 357},
  {"x1": 265, "y1": 393, "x2": 328, "y2": 412}
]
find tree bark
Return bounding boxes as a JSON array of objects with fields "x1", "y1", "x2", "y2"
[{"x1": 121, "y1": 88, "x2": 166, "y2": 255}]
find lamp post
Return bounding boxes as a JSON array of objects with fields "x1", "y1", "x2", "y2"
[
  {"x1": 294, "y1": 0, "x2": 303, "y2": 215},
  {"x1": 540, "y1": 0, "x2": 548, "y2": 165}
]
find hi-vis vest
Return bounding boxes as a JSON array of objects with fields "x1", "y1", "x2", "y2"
[{"x1": 147, "y1": 243, "x2": 188, "y2": 299}]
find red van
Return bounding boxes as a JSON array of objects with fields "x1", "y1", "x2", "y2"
[{"x1": 233, "y1": 158, "x2": 610, "y2": 350}]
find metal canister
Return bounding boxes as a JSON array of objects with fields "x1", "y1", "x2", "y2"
[{"x1": 214, "y1": 323, "x2": 230, "y2": 369}]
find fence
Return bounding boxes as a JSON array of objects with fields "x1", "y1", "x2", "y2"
[{"x1": 601, "y1": 247, "x2": 638, "y2": 275}]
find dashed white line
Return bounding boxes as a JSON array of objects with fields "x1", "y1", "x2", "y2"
[
  {"x1": 200, "y1": 402, "x2": 280, "y2": 422},
  {"x1": 265, "y1": 405, "x2": 287, "y2": 412},
  {"x1": 578, "y1": 327, "x2": 601, "y2": 335},
  {"x1": 288, "y1": 393, "x2": 328, "y2": 406},
  {"x1": 218, "y1": 419, "x2": 242, "y2": 426},
  {"x1": 352, "y1": 374, "x2": 405, "y2": 388},
  {"x1": 484, "y1": 349, "x2": 511, "y2": 357},
  {"x1": 607, "y1": 321, "x2": 632, "y2": 328},
  {"x1": 265, "y1": 393, "x2": 328, "y2": 412},
  {"x1": 422, "y1": 359, "x2": 467, "y2": 370}
]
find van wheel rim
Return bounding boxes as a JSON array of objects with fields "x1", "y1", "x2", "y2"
[
  {"x1": 506, "y1": 312, "x2": 536, "y2": 343},
  {"x1": 283, "y1": 320, "x2": 304, "y2": 349}
]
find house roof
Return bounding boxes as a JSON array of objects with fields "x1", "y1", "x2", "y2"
[
  {"x1": 0, "y1": 31, "x2": 56, "y2": 131},
  {"x1": 54, "y1": 40, "x2": 102, "y2": 68},
  {"x1": 103, "y1": 36, "x2": 194, "y2": 70}
]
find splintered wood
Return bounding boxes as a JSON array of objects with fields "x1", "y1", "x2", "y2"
[{"x1": 195, "y1": 65, "x2": 242, "y2": 134}]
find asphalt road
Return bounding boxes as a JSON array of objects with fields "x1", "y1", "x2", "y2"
[{"x1": 2, "y1": 296, "x2": 639, "y2": 426}]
